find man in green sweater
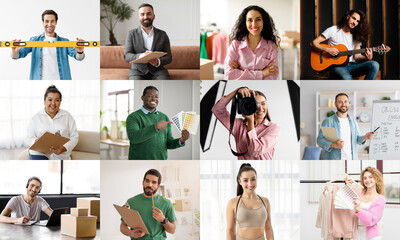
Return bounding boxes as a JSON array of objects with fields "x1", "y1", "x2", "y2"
[
  {"x1": 120, "y1": 169, "x2": 176, "y2": 239},
  {"x1": 126, "y1": 86, "x2": 190, "y2": 160}
]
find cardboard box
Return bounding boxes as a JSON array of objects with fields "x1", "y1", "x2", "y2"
[
  {"x1": 175, "y1": 199, "x2": 192, "y2": 212},
  {"x1": 71, "y1": 208, "x2": 89, "y2": 217},
  {"x1": 77, "y1": 197, "x2": 100, "y2": 222},
  {"x1": 279, "y1": 38, "x2": 294, "y2": 49},
  {"x1": 200, "y1": 59, "x2": 214, "y2": 80},
  {"x1": 61, "y1": 214, "x2": 97, "y2": 238}
]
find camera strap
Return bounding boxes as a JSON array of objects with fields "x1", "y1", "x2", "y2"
[{"x1": 229, "y1": 98, "x2": 248, "y2": 157}]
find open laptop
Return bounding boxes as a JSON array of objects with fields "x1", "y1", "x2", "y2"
[{"x1": 35, "y1": 207, "x2": 68, "y2": 226}]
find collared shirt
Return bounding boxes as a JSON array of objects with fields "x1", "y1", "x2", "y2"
[
  {"x1": 225, "y1": 36, "x2": 279, "y2": 80},
  {"x1": 212, "y1": 96, "x2": 280, "y2": 160},
  {"x1": 13, "y1": 32, "x2": 85, "y2": 80},
  {"x1": 140, "y1": 106, "x2": 184, "y2": 146},
  {"x1": 139, "y1": 27, "x2": 160, "y2": 67},
  {"x1": 317, "y1": 113, "x2": 366, "y2": 160},
  {"x1": 25, "y1": 109, "x2": 79, "y2": 160}
]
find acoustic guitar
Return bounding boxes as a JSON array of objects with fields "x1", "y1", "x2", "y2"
[{"x1": 311, "y1": 43, "x2": 390, "y2": 71}]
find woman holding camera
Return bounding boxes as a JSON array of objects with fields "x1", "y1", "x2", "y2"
[
  {"x1": 226, "y1": 163, "x2": 274, "y2": 240},
  {"x1": 212, "y1": 87, "x2": 280, "y2": 160},
  {"x1": 25, "y1": 85, "x2": 79, "y2": 160},
  {"x1": 345, "y1": 167, "x2": 386, "y2": 240},
  {"x1": 225, "y1": 5, "x2": 279, "y2": 80}
]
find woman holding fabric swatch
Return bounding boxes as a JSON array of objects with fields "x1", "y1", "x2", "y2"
[
  {"x1": 225, "y1": 5, "x2": 279, "y2": 80},
  {"x1": 345, "y1": 167, "x2": 386, "y2": 240},
  {"x1": 226, "y1": 163, "x2": 273, "y2": 240},
  {"x1": 212, "y1": 87, "x2": 280, "y2": 160},
  {"x1": 25, "y1": 85, "x2": 79, "y2": 160}
]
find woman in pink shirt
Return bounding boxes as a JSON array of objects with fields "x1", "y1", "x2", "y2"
[
  {"x1": 346, "y1": 167, "x2": 386, "y2": 240},
  {"x1": 225, "y1": 5, "x2": 279, "y2": 80},
  {"x1": 212, "y1": 87, "x2": 280, "y2": 160}
]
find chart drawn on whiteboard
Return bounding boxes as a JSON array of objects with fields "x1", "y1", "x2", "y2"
[{"x1": 369, "y1": 100, "x2": 400, "y2": 160}]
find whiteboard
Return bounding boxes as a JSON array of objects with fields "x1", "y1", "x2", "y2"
[{"x1": 369, "y1": 100, "x2": 400, "y2": 160}]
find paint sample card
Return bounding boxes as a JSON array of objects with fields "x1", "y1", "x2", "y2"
[
  {"x1": 171, "y1": 111, "x2": 200, "y2": 135},
  {"x1": 334, "y1": 185, "x2": 359, "y2": 209}
]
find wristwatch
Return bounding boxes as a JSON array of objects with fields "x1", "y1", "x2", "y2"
[{"x1": 160, "y1": 217, "x2": 169, "y2": 224}]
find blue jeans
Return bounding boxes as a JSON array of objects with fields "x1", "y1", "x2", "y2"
[
  {"x1": 29, "y1": 153, "x2": 49, "y2": 160},
  {"x1": 330, "y1": 61, "x2": 379, "y2": 80}
]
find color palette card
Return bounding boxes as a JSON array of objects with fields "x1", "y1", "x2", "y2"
[
  {"x1": 334, "y1": 185, "x2": 359, "y2": 209},
  {"x1": 171, "y1": 111, "x2": 200, "y2": 135}
]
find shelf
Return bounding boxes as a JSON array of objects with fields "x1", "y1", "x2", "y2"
[{"x1": 358, "y1": 122, "x2": 371, "y2": 125}]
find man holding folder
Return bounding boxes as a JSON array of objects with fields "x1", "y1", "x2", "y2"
[
  {"x1": 317, "y1": 93, "x2": 375, "y2": 160},
  {"x1": 120, "y1": 169, "x2": 176, "y2": 239},
  {"x1": 124, "y1": 3, "x2": 172, "y2": 80}
]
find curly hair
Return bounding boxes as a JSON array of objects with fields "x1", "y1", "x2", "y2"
[
  {"x1": 337, "y1": 9, "x2": 370, "y2": 43},
  {"x1": 231, "y1": 5, "x2": 279, "y2": 47},
  {"x1": 360, "y1": 166, "x2": 384, "y2": 195}
]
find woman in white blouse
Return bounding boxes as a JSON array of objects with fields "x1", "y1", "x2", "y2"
[{"x1": 26, "y1": 85, "x2": 79, "y2": 160}]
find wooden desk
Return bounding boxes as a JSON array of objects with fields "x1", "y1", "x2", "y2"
[{"x1": 0, "y1": 222, "x2": 100, "y2": 239}]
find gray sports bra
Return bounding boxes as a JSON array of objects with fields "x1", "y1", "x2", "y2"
[{"x1": 235, "y1": 195, "x2": 268, "y2": 228}]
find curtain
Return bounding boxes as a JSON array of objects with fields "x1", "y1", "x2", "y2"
[
  {"x1": 0, "y1": 80, "x2": 99, "y2": 149},
  {"x1": 200, "y1": 160, "x2": 300, "y2": 240}
]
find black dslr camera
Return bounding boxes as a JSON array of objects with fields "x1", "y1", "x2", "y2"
[{"x1": 235, "y1": 93, "x2": 259, "y2": 116}]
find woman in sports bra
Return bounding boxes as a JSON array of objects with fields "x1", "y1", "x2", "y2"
[
  {"x1": 345, "y1": 167, "x2": 386, "y2": 240},
  {"x1": 226, "y1": 163, "x2": 274, "y2": 240}
]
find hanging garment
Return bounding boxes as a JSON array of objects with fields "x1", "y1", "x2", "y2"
[
  {"x1": 206, "y1": 32, "x2": 216, "y2": 60},
  {"x1": 212, "y1": 32, "x2": 228, "y2": 64},
  {"x1": 316, "y1": 191, "x2": 333, "y2": 240},
  {"x1": 329, "y1": 185, "x2": 361, "y2": 239},
  {"x1": 200, "y1": 32, "x2": 208, "y2": 59}
]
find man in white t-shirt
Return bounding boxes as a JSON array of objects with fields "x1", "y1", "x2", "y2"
[
  {"x1": 317, "y1": 93, "x2": 375, "y2": 160},
  {"x1": 311, "y1": 10, "x2": 379, "y2": 80},
  {"x1": 11, "y1": 10, "x2": 86, "y2": 80},
  {"x1": 0, "y1": 177, "x2": 53, "y2": 224}
]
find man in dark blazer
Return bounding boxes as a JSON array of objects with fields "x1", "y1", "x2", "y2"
[{"x1": 124, "y1": 3, "x2": 172, "y2": 80}]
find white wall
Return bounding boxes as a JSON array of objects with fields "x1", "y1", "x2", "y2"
[
  {"x1": 100, "y1": 0, "x2": 200, "y2": 46},
  {"x1": 133, "y1": 80, "x2": 200, "y2": 160},
  {"x1": 0, "y1": 0, "x2": 100, "y2": 80},
  {"x1": 200, "y1": 80, "x2": 300, "y2": 160},
  {"x1": 100, "y1": 160, "x2": 200, "y2": 240},
  {"x1": 200, "y1": 0, "x2": 299, "y2": 34},
  {"x1": 300, "y1": 160, "x2": 400, "y2": 239},
  {"x1": 300, "y1": 81, "x2": 400, "y2": 146}
]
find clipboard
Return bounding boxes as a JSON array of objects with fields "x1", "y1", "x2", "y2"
[
  {"x1": 113, "y1": 204, "x2": 150, "y2": 235},
  {"x1": 29, "y1": 132, "x2": 70, "y2": 155},
  {"x1": 320, "y1": 126, "x2": 339, "y2": 142},
  {"x1": 130, "y1": 52, "x2": 167, "y2": 63}
]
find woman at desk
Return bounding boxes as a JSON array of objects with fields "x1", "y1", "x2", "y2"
[
  {"x1": 345, "y1": 167, "x2": 386, "y2": 240},
  {"x1": 225, "y1": 5, "x2": 279, "y2": 80},
  {"x1": 26, "y1": 85, "x2": 78, "y2": 160},
  {"x1": 226, "y1": 163, "x2": 274, "y2": 240},
  {"x1": 212, "y1": 87, "x2": 280, "y2": 160}
]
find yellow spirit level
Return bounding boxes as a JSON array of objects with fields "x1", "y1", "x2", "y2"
[{"x1": 0, "y1": 41, "x2": 99, "y2": 47}]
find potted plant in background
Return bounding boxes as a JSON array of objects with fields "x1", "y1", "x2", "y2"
[{"x1": 100, "y1": 0, "x2": 134, "y2": 45}]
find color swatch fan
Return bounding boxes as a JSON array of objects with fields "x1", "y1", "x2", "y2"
[
  {"x1": 172, "y1": 111, "x2": 200, "y2": 135},
  {"x1": 334, "y1": 185, "x2": 359, "y2": 209}
]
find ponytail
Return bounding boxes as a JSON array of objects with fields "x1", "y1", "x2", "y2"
[{"x1": 236, "y1": 163, "x2": 257, "y2": 196}]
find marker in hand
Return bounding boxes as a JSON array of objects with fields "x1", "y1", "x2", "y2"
[{"x1": 373, "y1": 126, "x2": 380, "y2": 133}]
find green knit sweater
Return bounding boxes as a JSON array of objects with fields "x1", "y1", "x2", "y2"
[{"x1": 126, "y1": 109, "x2": 183, "y2": 160}]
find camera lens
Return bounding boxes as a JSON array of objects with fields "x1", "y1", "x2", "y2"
[{"x1": 238, "y1": 96, "x2": 259, "y2": 115}]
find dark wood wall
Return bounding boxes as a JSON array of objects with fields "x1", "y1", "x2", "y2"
[{"x1": 300, "y1": 0, "x2": 399, "y2": 79}]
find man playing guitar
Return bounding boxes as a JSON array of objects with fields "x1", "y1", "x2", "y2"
[{"x1": 310, "y1": 9, "x2": 379, "y2": 80}]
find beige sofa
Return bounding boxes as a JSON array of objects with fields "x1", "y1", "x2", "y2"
[
  {"x1": 18, "y1": 131, "x2": 100, "y2": 160},
  {"x1": 100, "y1": 46, "x2": 200, "y2": 80}
]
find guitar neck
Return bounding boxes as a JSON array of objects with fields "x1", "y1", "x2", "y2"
[{"x1": 338, "y1": 47, "x2": 378, "y2": 56}]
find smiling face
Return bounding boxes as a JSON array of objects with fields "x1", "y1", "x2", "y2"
[
  {"x1": 347, "y1": 12, "x2": 360, "y2": 29},
  {"x1": 44, "y1": 92, "x2": 61, "y2": 116},
  {"x1": 138, "y1": 6, "x2": 155, "y2": 28},
  {"x1": 362, "y1": 171, "x2": 376, "y2": 189},
  {"x1": 142, "y1": 174, "x2": 160, "y2": 197},
  {"x1": 335, "y1": 95, "x2": 349, "y2": 114},
  {"x1": 254, "y1": 94, "x2": 267, "y2": 120},
  {"x1": 239, "y1": 170, "x2": 257, "y2": 194},
  {"x1": 246, "y1": 10, "x2": 263, "y2": 37},
  {"x1": 42, "y1": 14, "x2": 57, "y2": 36},
  {"x1": 26, "y1": 179, "x2": 41, "y2": 198},
  {"x1": 141, "y1": 89, "x2": 158, "y2": 112}
]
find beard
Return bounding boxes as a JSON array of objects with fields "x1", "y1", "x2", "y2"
[
  {"x1": 143, "y1": 186, "x2": 157, "y2": 196},
  {"x1": 337, "y1": 106, "x2": 348, "y2": 113},
  {"x1": 141, "y1": 18, "x2": 153, "y2": 28}
]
